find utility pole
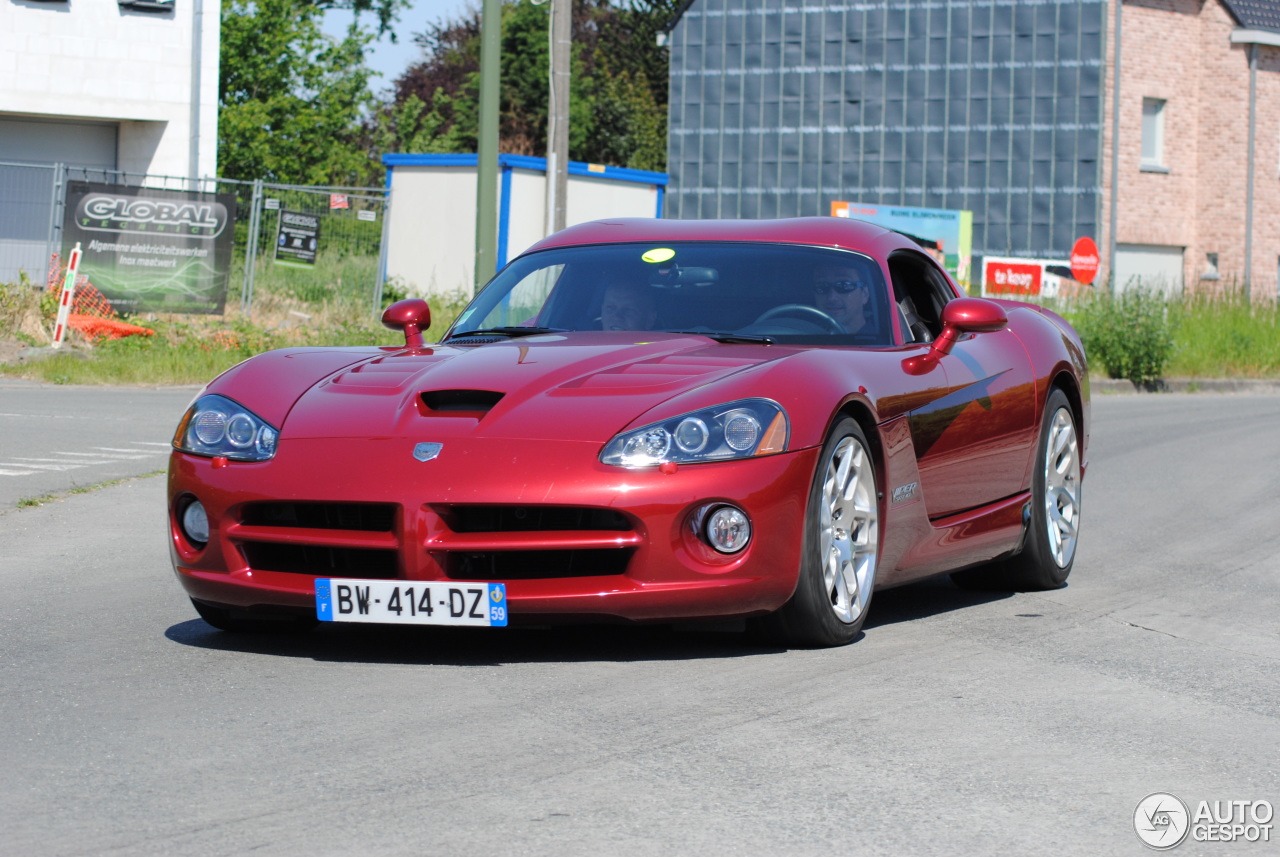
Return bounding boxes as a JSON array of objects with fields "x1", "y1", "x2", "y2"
[
  {"x1": 475, "y1": 0, "x2": 502, "y2": 291},
  {"x1": 545, "y1": 0, "x2": 571, "y2": 236},
  {"x1": 189, "y1": 0, "x2": 204, "y2": 184}
]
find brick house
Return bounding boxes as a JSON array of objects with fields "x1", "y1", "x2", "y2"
[
  {"x1": 1109, "y1": 0, "x2": 1280, "y2": 295},
  {"x1": 665, "y1": 0, "x2": 1280, "y2": 295}
]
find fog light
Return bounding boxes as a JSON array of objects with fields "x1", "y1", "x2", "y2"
[
  {"x1": 181, "y1": 500, "x2": 209, "y2": 546},
  {"x1": 705, "y1": 505, "x2": 751, "y2": 554}
]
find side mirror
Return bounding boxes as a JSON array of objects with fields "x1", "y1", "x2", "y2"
[
  {"x1": 930, "y1": 298, "x2": 1007, "y2": 356},
  {"x1": 381, "y1": 298, "x2": 432, "y2": 348}
]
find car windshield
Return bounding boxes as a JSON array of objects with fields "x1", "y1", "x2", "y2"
[{"x1": 447, "y1": 242, "x2": 894, "y2": 346}]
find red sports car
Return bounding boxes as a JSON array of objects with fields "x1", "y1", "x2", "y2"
[{"x1": 168, "y1": 217, "x2": 1088, "y2": 647}]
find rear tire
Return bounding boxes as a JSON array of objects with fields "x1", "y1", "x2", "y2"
[
  {"x1": 759, "y1": 416, "x2": 880, "y2": 647},
  {"x1": 191, "y1": 598, "x2": 319, "y2": 633},
  {"x1": 952, "y1": 387, "x2": 1082, "y2": 591}
]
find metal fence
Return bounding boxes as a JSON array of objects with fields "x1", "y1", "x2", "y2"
[
  {"x1": 0, "y1": 161, "x2": 61, "y2": 285},
  {"x1": 236, "y1": 179, "x2": 392, "y2": 317},
  {"x1": 0, "y1": 162, "x2": 390, "y2": 316}
]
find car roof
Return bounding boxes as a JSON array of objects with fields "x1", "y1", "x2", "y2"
[{"x1": 524, "y1": 217, "x2": 918, "y2": 259}]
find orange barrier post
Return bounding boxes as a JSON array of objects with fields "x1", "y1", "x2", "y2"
[{"x1": 51, "y1": 242, "x2": 83, "y2": 349}]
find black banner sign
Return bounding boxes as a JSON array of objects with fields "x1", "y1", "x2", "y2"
[
  {"x1": 62, "y1": 181, "x2": 236, "y2": 314},
  {"x1": 274, "y1": 210, "x2": 320, "y2": 267}
]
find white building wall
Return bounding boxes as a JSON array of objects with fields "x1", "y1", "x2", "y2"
[
  {"x1": 0, "y1": 0, "x2": 219, "y2": 178},
  {"x1": 504, "y1": 168, "x2": 551, "y2": 265},
  {"x1": 383, "y1": 155, "x2": 667, "y2": 301},
  {"x1": 385, "y1": 166, "x2": 481, "y2": 298},
  {"x1": 566, "y1": 174, "x2": 663, "y2": 230}
]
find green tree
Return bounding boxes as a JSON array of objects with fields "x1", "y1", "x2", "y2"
[
  {"x1": 219, "y1": 0, "x2": 382, "y2": 184},
  {"x1": 366, "y1": 0, "x2": 676, "y2": 177}
]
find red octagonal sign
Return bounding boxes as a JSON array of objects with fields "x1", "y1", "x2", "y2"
[{"x1": 1070, "y1": 236, "x2": 1100, "y2": 285}]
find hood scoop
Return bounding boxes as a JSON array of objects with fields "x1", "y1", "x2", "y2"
[{"x1": 421, "y1": 389, "x2": 506, "y2": 413}]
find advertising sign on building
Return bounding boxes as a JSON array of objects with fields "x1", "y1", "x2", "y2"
[
  {"x1": 830, "y1": 201, "x2": 973, "y2": 289},
  {"x1": 982, "y1": 256, "x2": 1088, "y2": 299},
  {"x1": 984, "y1": 259, "x2": 1044, "y2": 296},
  {"x1": 62, "y1": 181, "x2": 235, "y2": 314},
  {"x1": 274, "y1": 210, "x2": 320, "y2": 267}
]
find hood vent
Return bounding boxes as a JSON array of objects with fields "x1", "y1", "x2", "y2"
[
  {"x1": 446, "y1": 335, "x2": 507, "y2": 346},
  {"x1": 421, "y1": 389, "x2": 505, "y2": 413}
]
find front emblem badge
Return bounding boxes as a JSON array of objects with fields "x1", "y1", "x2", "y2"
[{"x1": 413, "y1": 442, "x2": 443, "y2": 462}]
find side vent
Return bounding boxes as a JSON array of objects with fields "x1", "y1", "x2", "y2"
[{"x1": 421, "y1": 389, "x2": 505, "y2": 413}]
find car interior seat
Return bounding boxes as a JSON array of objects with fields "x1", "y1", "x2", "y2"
[{"x1": 899, "y1": 295, "x2": 933, "y2": 343}]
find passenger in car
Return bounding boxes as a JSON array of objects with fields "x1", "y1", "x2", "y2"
[{"x1": 600, "y1": 281, "x2": 659, "y2": 331}]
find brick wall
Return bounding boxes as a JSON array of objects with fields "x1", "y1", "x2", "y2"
[{"x1": 1101, "y1": 0, "x2": 1280, "y2": 296}]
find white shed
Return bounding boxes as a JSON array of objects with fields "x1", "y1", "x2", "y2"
[{"x1": 383, "y1": 153, "x2": 667, "y2": 299}]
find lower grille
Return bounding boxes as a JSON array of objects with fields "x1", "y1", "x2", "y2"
[
  {"x1": 439, "y1": 505, "x2": 630, "y2": 533},
  {"x1": 241, "y1": 502, "x2": 396, "y2": 532},
  {"x1": 445, "y1": 548, "x2": 632, "y2": 580},
  {"x1": 241, "y1": 542, "x2": 399, "y2": 579}
]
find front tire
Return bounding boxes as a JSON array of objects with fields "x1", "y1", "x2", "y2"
[
  {"x1": 763, "y1": 416, "x2": 880, "y2": 647},
  {"x1": 952, "y1": 387, "x2": 1082, "y2": 591}
]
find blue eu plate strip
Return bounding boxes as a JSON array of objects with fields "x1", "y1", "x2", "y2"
[
  {"x1": 316, "y1": 579, "x2": 333, "y2": 621},
  {"x1": 488, "y1": 583, "x2": 508, "y2": 627}
]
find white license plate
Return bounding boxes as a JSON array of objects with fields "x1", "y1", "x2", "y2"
[{"x1": 315, "y1": 579, "x2": 507, "y2": 627}]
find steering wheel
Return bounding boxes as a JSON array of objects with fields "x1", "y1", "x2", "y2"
[{"x1": 752, "y1": 303, "x2": 845, "y2": 334}]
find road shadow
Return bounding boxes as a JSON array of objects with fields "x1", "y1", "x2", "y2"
[
  {"x1": 165, "y1": 617, "x2": 788, "y2": 666},
  {"x1": 865, "y1": 575, "x2": 1015, "y2": 629},
  {"x1": 164, "y1": 576, "x2": 1014, "y2": 665}
]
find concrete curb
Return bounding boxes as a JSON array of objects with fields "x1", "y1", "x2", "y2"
[{"x1": 1091, "y1": 377, "x2": 1280, "y2": 394}]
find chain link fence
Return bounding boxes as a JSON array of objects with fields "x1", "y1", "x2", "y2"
[
  {"x1": 0, "y1": 162, "x2": 390, "y2": 317},
  {"x1": 237, "y1": 180, "x2": 391, "y2": 318}
]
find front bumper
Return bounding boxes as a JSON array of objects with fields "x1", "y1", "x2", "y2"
[{"x1": 169, "y1": 437, "x2": 819, "y2": 623}]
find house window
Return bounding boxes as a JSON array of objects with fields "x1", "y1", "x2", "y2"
[
  {"x1": 1142, "y1": 98, "x2": 1166, "y2": 171},
  {"x1": 1203, "y1": 252, "x2": 1220, "y2": 280}
]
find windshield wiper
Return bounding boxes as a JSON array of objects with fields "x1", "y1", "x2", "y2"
[
  {"x1": 666, "y1": 330, "x2": 776, "y2": 345},
  {"x1": 448, "y1": 326, "x2": 565, "y2": 340}
]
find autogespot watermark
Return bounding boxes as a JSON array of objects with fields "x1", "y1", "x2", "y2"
[{"x1": 1134, "y1": 793, "x2": 1274, "y2": 849}]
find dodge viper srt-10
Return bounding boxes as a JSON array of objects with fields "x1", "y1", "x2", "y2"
[{"x1": 168, "y1": 217, "x2": 1088, "y2": 647}]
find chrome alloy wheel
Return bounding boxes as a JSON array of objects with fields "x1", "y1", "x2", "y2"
[
  {"x1": 820, "y1": 435, "x2": 879, "y2": 624},
  {"x1": 1043, "y1": 407, "x2": 1082, "y2": 568}
]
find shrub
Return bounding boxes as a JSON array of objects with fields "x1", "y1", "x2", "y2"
[{"x1": 1077, "y1": 286, "x2": 1176, "y2": 387}]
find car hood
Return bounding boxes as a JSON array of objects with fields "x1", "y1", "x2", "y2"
[{"x1": 280, "y1": 333, "x2": 796, "y2": 442}]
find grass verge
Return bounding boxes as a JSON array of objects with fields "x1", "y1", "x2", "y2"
[
  {"x1": 1030, "y1": 286, "x2": 1280, "y2": 382},
  {"x1": 11, "y1": 469, "x2": 167, "y2": 512},
  {"x1": 0, "y1": 275, "x2": 470, "y2": 386}
]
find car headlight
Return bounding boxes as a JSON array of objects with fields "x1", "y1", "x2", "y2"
[
  {"x1": 172, "y1": 394, "x2": 279, "y2": 462},
  {"x1": 600, "y1": 399, "x2": 788, "y2": 468}
]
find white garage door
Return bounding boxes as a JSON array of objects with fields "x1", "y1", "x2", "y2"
[
  {"x1": 0, "y1": 116, "x2": 118, "y2": 168},
  {"x1": 1114, "y1": 244, "x2": 1184, "y2": 296}
]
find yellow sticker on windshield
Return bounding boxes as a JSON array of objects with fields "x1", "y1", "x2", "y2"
[{"x1": 641, "y1": 247, "x2": 676, "y2": 264}]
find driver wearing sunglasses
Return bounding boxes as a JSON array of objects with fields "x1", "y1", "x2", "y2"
[{"x1": 812, "y1": 263, "x2": 871, "y2": 333}]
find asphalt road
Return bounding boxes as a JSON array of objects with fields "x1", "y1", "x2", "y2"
[
  {"x1": 0, "y1": 379, "x2": 196, "y2": 507},
  {"x1": 1, "y1": 391, "x2": 1278, "y2": 856}
]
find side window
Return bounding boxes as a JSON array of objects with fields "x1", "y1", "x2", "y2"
[{"x1": 887, "y1": 250, "x2": 957, "y2": 343}]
